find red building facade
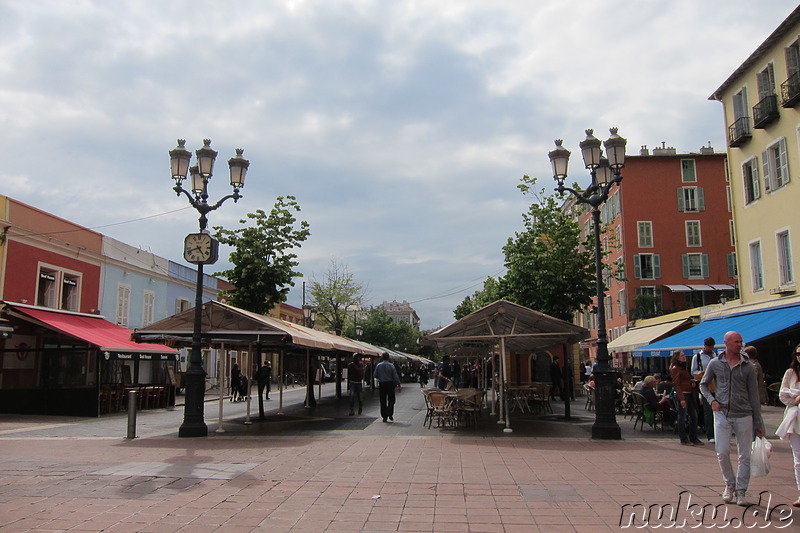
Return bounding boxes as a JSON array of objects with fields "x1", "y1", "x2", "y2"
[{"x1": 574, "y1": 146, "x2": 736, "y2": 367}]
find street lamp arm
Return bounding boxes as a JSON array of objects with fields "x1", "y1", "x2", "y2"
[{"x1": 208, "y1": 190, "x2": 242, "y2": 211}]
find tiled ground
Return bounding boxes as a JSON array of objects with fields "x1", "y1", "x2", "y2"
[{"x1": 0, "y1": 385, "x2": 798, "y2": 532}]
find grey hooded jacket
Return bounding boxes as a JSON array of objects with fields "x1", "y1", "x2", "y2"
[{"x1": 699, "y1": 351, "x2": 764, "y2": 433}]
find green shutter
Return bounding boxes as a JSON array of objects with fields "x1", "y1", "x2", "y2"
[
  {"x1": 701, "y1": 254, "x2": 709, "y2": 277},
  {"x1": 682, "y1": 254, "x2": 689, "y2": 277},
  {"x1": 697, "y1": 188, "x2": 705, "y2": 211},
  {"x1": 677, "y1": 188, "x2": 685, "y2": 211},
  {"x1": 633, "y1": 254, "x2": 641, "y2": 279},
  {"x1": 653, "y1": 254, "x2": 661, "y2": 279}
]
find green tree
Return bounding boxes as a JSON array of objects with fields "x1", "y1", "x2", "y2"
[
  {"x1": 350, "y1": 308, "x2": 421, "y2": 353},
  {"x1": 213, "y1": 196, "x2": 310, "y2": 315},
  {"x1": 309, "y1": 258, "x2": 365, "y2": 335},
  {"x1": 454, "y1": 276, "x2": 507, "y2": 319},
  {"x1": 501, "y1": 176, "x2": 595, "y2": 321}
]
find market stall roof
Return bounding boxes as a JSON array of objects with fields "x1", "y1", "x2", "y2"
[
  {"x1": 134, "y1": 301, "x2": 381, "y2": 355},
  {"x1": 607, "y1": 318, "x2": 693, "y2": 353},
  {"x1": 4, "y1": 302, "x2": 178, "y2": 358},
  {"x1": 422, "y1": 300, "x2": 589, "y2": 352},
  {"x1": 633, "y1": 303, "x2": 800, "y2": 357}
]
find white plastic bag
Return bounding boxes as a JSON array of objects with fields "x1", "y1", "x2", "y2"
[{"x1": 750, "y1": 436, "x2": 772, "y2": 477}]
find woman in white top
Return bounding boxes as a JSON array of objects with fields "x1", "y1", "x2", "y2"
[{"x1": 777, "y1": 343, "x2": 800, "y2": 507}]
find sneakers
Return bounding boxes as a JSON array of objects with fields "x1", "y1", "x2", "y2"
[
  {"x1": 691, "y1": 439, "x2": 704, "y2": 446},
  {"x1": 681, "y1": 440, "x2": 692, "y2": 446},
  {"x1": 722, "y1": 486, "x2": 735, "y2": 503},
  {"x1": 709, "y1": 438, "x2": 715, "y2": 443},
  {"x1": 735, "y1": 490, "x2": 748, "y2": 506},
  {"x1": 792, "y1": 495, "x2": 800, "y2": 507}
]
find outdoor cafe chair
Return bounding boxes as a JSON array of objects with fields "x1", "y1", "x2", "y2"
[
  {"x1": 427, "y1": 390, "x2": 457, "y2": 429},
  {"x1": 584, "y1": 384, "x2": 595, "y2": 411},
  {"x1": 631, "y1": 391, "x2": 664, "y2": 431}
]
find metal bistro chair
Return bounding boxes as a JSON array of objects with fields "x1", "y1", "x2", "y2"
[
  {"x1": 767, "y1": 382, "x2": 782, "y2": 406},
  {"x1": 427, "y1": 390, "x2": 457, "y2": 429},
  {"x1": 631, "y1": 391, "x2": 664, "y2": 431},
  {"x1": 584, "y1": 384, "x2": 595, "y2": 411}
]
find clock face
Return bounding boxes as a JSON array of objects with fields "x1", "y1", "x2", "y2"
[{"x1": 183, "y1": 233, "x2": 218, "y2": 264}]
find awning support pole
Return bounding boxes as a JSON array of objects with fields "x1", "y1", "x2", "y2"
[{"x1": 501, "y1": 337, "x2": 512, "y2": 433}]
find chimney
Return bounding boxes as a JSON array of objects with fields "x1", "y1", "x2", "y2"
[
  {"x1": 652, "y1": 141, "x2": 677, "y2": 156},
  {"x1": 699, "y1": 141, "x2": 714, "y2": 154},
  {"x1": 640, "y1": 145, "x2": 650, "y2": 156}
]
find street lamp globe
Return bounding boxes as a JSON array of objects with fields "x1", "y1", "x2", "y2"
[{"x1": 579, "y1": 129, "x2": 603, "y2": 169}]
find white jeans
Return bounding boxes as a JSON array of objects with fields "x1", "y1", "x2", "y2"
[
  {"x1": 713, "y1": 411, "x2": 754, "y2": 491},
  {"x1": 790, "y1": 432, "x2": 800, "y2": 490}
]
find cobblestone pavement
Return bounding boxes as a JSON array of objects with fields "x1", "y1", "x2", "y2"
[{"x1": 0, "y1": 384, "x2": 798, "y2": 532}]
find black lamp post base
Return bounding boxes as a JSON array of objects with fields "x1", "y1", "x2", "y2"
[
  {"x1": 592, "y1": 423, "x2": 622, "y2": 440},
  {"x1": 178, "y1": 423, "x2": 208, "y2": 438}
]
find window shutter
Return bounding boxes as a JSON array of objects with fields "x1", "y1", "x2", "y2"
[
  {"x1": 633, "y1": 254, "x2": 641, "y2": 279},
  {"x1": 701, "y1": 254, "x2": 709, "y2": 277},
  {"x1": 677, "y1": 189, "x2": 685, "y2": 211},
  {"x1": 697, "y1": 188, "x2": 705, "y2": 211},
  {"x1": 682, "y1": 254, "x2": 689, "y2": 277},
  {"x1": 727, "y1": 253, "x2": 736, "y2": 277},
  {"x1": 762, "y1": 150, "x2": 771, "y2": 192},
  {"x1": 778, "y1": 138, "x2": 789, "y2": 186},
  {"x1": 653, "y1": 254, "x2": 661, "y2": 278}
]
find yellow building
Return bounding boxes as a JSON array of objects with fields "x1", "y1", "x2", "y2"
[{"x1": 710, "y1": 5, "x2": 800, "y2": 308}]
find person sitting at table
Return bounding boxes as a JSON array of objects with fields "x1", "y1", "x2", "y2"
[{"x1": 641, "y1": 375, "x2": 673, "y2": 426}]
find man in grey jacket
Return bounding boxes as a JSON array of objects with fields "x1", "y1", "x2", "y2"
[{"x1": 700, "y1": 331, "x2": 765, "y2": 507}]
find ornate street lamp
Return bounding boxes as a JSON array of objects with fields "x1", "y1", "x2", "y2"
[
  {"x1": 549, "y1": 128, "x2": 626, "y2": 440},
  {"x1": 169, "y1": 139, "x2": 250, "y2": 438}
]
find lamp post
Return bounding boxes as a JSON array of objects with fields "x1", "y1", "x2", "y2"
[
  {"x1": 548, "y1": 128, "x2": 626, "y2": 440},
  {"x1": 302, "y1": 304, "x2": 318, "y2": 407},
  {"x1": 169, "y1": 139, "x2": 250, "y2": 438}
]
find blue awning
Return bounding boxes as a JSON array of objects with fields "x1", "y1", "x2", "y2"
[{"x1": 633, "y1": 304, "x2": 800, "y2": 357}]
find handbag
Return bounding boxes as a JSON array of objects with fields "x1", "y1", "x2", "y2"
[{"x1": 750, "y1": 436, "x2": 772, "y2": 477}]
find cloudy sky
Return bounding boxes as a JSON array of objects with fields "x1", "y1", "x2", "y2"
[{"x1": 0, "y1": 0, "x2": 794, "y2": 330}]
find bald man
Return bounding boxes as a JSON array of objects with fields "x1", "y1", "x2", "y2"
[{"x1": 700, "y1": 331, "x2": 764, "y2": 507}]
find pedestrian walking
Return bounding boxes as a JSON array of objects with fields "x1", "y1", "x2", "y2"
[
  {"x1": 671, "y1": 349, "x2": 702, "y2": 446},
  {"x1": 347, "y1": 353, "x2": 365, "y2": 416},
  {"x1": 699, "y1": 330, "x2": 765, "y2": 507},
  {"x1": 776, "y1": 342, "x2": 800, "y2": 508},
  {"x1": 230, "y1": 363, "x2": 241, "y2": 402},
  {"x1": 691, "y1": 337, "x2": 717, "y2": 443},
  {"x1": 374, "y1": 352, "x2": 401, "y2": 422}
]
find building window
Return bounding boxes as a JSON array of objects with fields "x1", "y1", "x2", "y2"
[
  {"x1": 727, "y1": 252, "x2": 738, "y2": 278},
  {"x1": 142, "y1": 290, "x2": 155, "y2": 327},
  {"x1": 678, "y1": 186, "x2": 705, "y2": 212},
  {"x1": 749, "y1": 241, "x2": 764, "y2": 292},
  {"x1": 777, "y1": 230, "x2": 794, "y2": 286},
  {"x1": 618, "y1": 289, "x2": 627, "y2": 316},
  {"x1": 681, "y1": 159, "x2": 697, "y2": 182},
  {"x1": 37, "y1": 269, "x2": 58, "y2": 308},
  {"x1": 633, "y1": 253, "x2": 660, "y2": 280},
  {"x1": 682, "y1": 253, "x2": 709, "y2": 278},
  {"x1": 637, "y1": 221, "x2": 653, "y2": 248},
  {"x1": 36, "y1": 266, "x2": 81, "y2": 311},
  {"x1": 61, "y1": 275, "x2": 80, "y2": 311},
  {"x1": 762, "y1": 138, "x2": 790, "y2": 192},
  {"x1": 742, "y1": 158, "x2": 761, "y2": 204},
  {"x1": 175, "y1": 298, "x2": 191, "y2": 314},
  {"x1": 730, "y1": 219, "x2": 736, "y2": 246},
  {"x1": 634, "y1": 286, "x2": 663, "y2": 316},
  {"x1": 116, "y1": 283, "x2": 131, "y2": 327},
  {"x1": 685, "y1": 221, "x2": 701, "y2": 247}
]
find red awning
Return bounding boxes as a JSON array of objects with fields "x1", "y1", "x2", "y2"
[{"x1": 11, "y1": 304, "x2": 178, "y2": 358}]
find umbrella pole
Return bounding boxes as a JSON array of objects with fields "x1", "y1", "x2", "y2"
[{"x1": 277, "y1": 348, "x2": 285, "y2": 415}]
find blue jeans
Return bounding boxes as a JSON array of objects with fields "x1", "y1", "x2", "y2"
[
  {"x1": 677, "y1": 394, "x2": 698, "y2": 443},
  {"x1": 713, "y1": 411, "x2": 754, "y2": 491},
  {"x1": 700, "y1": 397, "x2": 715, "y2": 440},
  {"x1": 349, "y1": 382, "x2": 363, "y2": 411}
]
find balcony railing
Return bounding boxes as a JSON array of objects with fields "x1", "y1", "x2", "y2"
[
  {"x1": 781, "y1": 71, "x2": 800, "y2": 108},
  {"x1": 753, "y1": 94, "x2": 779, "y2": 129},
  {"x1": 728, "y1": 116, "x2": 751, "y2": 147}
]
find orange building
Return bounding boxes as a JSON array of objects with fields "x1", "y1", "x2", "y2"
[{"x1": 571, "y1": 145, "x2": 736, "y2": 368}]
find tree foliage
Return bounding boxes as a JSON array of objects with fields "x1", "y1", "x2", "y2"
[
  {"x1": 309, "y1": 258, "x2": 366, "y2": 335},
  {"x1": 453, "y1": 176, "x2": 596, "y2": 322},
  {"x1": 502, "y1": 176, "x2": 595, "y2": 321},
  {"x1": 454, "y1": 276, "x2": 506, "y2": 319},
  {"x1": 347, "y1": 308, "x2": 421, "y2": 353},
  {"x1": 213, "y1": 196, "x2": 310, "y2": 315}
]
